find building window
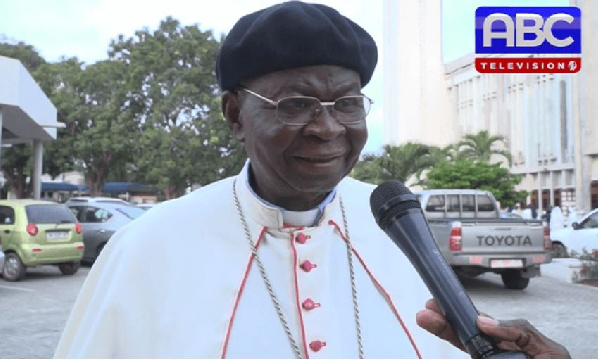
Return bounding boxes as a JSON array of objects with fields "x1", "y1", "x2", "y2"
[{"x1": 554, "y1": 189, "x2": 562, "y2": 208}]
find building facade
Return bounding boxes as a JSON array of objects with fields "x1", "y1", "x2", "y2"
[
  {"x1": 382, "y1": 0, "x2": 457, "y2": 147},
  {"x1": 384, "y1": 0, "x2": 597, "y2": 213}
]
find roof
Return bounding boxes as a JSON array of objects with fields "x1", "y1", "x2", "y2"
[
  {"x1": 103, "y1": 182, "x2": 156, "y2": 194},
  {"x1": 0, "y1": 56, "x2": 60, "y2": 144},
  {"x1": 41, "y1": 182, "x2": 87, "y2": 192}
]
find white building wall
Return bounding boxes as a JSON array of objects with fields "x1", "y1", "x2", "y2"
[
  {"x1": 383, "y1": 0, "x2": 597, "y2": 213},
  {"x1": 383, "y1": 0, "x2": 458, "y2": 147},
  {"x1": 444, "y1": 56, "x2": 595, "y2": 212}
]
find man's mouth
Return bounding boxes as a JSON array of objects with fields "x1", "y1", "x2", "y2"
[{"x1": 293, "y1": 154, "x2": 344, "y2": 164}]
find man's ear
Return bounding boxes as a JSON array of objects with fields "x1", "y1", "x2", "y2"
[{"x1": 222, "y1": 91, "x2": 245, "y2": 143}]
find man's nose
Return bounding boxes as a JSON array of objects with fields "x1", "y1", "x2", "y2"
[{"x1": 303, "y1": 105, "x2": 345, "y2": 139}]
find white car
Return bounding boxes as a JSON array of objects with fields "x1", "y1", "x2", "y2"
[{"x1": 551, "y1": 209, "x2": 598, "y2": 256}]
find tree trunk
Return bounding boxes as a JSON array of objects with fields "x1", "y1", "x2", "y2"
[
  {"x1": 3, "y1": 169, "x2": 28, "y2": 198},
  {"x1": 163, "y1": 185, "x2": 181, "y2": 200}
]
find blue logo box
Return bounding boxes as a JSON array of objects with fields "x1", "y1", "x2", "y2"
[{"x1": 475, "y1": 7, "x2": 581, "y2": 54}]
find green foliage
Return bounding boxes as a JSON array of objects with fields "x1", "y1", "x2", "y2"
[
  {"x1": 0, "y1": 40, "x2": 46, "y2": 71},
  {"x1": 425, "y1": 160, "x2": 527, "y2": 207},
  {"x1": 109, "y1": 17, "x2": 245, "y2": 198},
  {"x1": 352, "y1": 143, "x2": 442, "y2": 186},
  {"x1": 456, "y1": 130, "x2": 512, "y2": 164},
  {"x1": 2, "y1": 18, "x2": 246, "y2": 200}
]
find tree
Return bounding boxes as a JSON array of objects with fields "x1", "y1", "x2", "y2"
[
  {"x1": 457, "y1": 130, "x2": 512, "y2": 164},
  {"x1": 109, "y1": 17, "x2": 245, "y2": 198},
  {"x1": 352, "y1": 143, "x2": 441, "y2": 186},
  {"x1": 33, "y1": 58, "x2": 86, "y2": 179},
  {"x1": 425, "y1": 160, "x2": 527, "y2": 207},
  {"x1": 33, "y1": 57, "x2": 136, "y2": 196}
]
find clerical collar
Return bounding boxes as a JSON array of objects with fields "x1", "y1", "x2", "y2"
[{"x1": 244, "y1": 160, "x2": 337, "y2": 227}]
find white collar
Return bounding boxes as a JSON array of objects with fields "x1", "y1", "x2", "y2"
[{"x1": 236, "y1": 160, "x2": 339, "y2": 229}]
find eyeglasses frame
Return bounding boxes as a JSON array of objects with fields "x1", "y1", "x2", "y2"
[{"x1": 239, "y1": 87, "x2": 373, "y2": 126}]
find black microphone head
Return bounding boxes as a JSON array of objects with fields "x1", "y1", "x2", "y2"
[{"x1": 370, "y1": 180, "x2": 422, "y2": 229}]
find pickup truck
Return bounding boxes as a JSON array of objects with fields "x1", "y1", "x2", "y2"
[{"x1": 415, "y1": 189, "x2": 553, "y2": 290}]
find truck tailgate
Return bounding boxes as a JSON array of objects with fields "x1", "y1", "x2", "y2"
[{"x1": 460, "y1": 220, "x2": 546, "y2": 253}]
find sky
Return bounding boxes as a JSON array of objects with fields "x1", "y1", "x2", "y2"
[{"x1": 0, "y1": 0, "x2": 569, "y2": 154}]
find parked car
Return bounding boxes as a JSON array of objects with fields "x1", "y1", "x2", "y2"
[
  {"x1": 0, "y1": 200, "x2": 84, "y2": 281},
  {"x1": 66, "y1": 199, "x2": 146, "y2": 263},
  {"x1": 66, "y1": 196, "x2": 131, "y2": 205},
  {"x1": 415, "y1": 189, "x2": 552, "y2": 290},
  {"x1": 136, "y1": 203, "x2": 158, "y2": 210},
  {"x1": 0, "y1": 245, "x2": 4, "y2": 274},
  {"x1": 551, "y1": 209, "x2": 598, "y2": 256}
]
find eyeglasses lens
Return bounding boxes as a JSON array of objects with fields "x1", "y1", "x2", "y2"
[{"x1": 276, "y1": 96, "x2": 370, "y2": 125}]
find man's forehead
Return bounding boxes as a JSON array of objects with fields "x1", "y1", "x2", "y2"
[{"x1": 244, "y1": 66, "x2": 362, "y2": 94}]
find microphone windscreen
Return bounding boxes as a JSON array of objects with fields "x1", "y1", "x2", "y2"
[{"x1": 370, "y1": 181, "x2": 421, "y2": 229}]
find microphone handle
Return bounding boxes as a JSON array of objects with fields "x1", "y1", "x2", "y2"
[{"x1": 385, "y1": 211, "x2": 527, "y2": 359}]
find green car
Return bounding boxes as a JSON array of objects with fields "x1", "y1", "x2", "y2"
[{"x1": 0, "y1": 200, "x2": 84, "y2": 281}]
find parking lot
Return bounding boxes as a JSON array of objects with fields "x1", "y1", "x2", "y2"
[{"x1": 0, "y1": 266, "x2": 597, "y2": 359}]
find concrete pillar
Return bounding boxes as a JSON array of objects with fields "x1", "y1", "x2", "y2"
[{"x1": 32, "y1": 140, "x2": 43, "y2": 200}]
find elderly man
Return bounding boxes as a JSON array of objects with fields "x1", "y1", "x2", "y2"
[{"x1": 55, "y1": 1, "x2": 569, "y2": 359}]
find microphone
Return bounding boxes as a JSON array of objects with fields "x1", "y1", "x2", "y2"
[{"x1": 370, "y1": 180, "x2": 527, "y2": 359}]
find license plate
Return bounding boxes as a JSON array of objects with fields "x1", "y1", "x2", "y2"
[
  {"x1": 490, "y1": 259, "x2": 523, "y2": 268},
  {"x1": 47, "y1": 231, "x2": 69, "y2": 240}
]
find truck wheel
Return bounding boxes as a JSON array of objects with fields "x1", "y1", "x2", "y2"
[
  {"x1": 2, "y1": 253, "x2": 26, "y2": 282},
  {"x1": 501, "y1": 270, "x2": 530, "y2": 290},
  {"x1": 58, "y1": 262, "x2": 80, "y2": 275}
]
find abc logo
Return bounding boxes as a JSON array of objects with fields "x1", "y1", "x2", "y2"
[
  {"x1": 483, "y1": 13, "x2": 574, "y2": 47},
  {"x1": 475, "y1": 7, "x2": 581, "y2": 54}
]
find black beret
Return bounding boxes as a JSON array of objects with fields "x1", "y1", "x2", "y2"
[{"x1": 216, "y1": 1, "x2": 378, "y2": 91}]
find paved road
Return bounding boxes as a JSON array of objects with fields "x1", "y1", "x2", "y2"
[
  {"x1": 0, "y1": 266, "x2": 597, "y2": 358},
  {"x1": 465, "y1": 273, "x2": 598, "y2": 359}
]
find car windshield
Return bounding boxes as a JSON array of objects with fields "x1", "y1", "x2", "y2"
[
  {"x1": 26, "y1": 205, "x2": 77, "y2": 224},
  {"x1": 115, "y1": 206, "x2": 146, "y2": 220}
]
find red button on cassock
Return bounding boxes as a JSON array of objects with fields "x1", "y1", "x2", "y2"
[
  {"x1": 300, "y1": 260, "x2": 316, "y2": 272},
  {"x1": 302, "y1": 298, "x2": 320, "y2": 310},
  {"x1": 309, "y1": 340, "x2": 326, "y2": 352},
  {"x1": 295, "y1": 233, "x2": 308, "y2": 244}
]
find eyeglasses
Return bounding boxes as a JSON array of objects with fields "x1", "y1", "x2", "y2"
[{"x1": 240, "y1": 88, "x2": 373, "y2": 126}]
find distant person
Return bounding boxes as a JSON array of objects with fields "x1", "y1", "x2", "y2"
[
  {"x1": 528, "y1": 203, "x2": 538, "y2": 220},
  {"x1": 550, "y1": 206, "x2": 566, "y2": 232},
  {"x1": 521, "y1": 203, "x2": 537, "y2": 220},
  {"x1": 53, "y1": 1, "x2": 571, "y2": 359},
  {"x1": 542, "y1": 206, "x2": 553, "y2": 224},
  {"x1": 521, "y1": 205, "x2": 532, "y2": 219}
]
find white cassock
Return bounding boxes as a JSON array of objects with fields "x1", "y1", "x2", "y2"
[{"x1": 54, "y1": 163, "x2": 467, "y2": 359}]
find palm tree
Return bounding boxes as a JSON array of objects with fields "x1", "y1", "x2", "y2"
[
  {"x1": 457, "y1": 130, "x2": 513, "y2": 164},
  {"x1": 352, "y1": 143, "x2": 440, "y2": 186}
]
